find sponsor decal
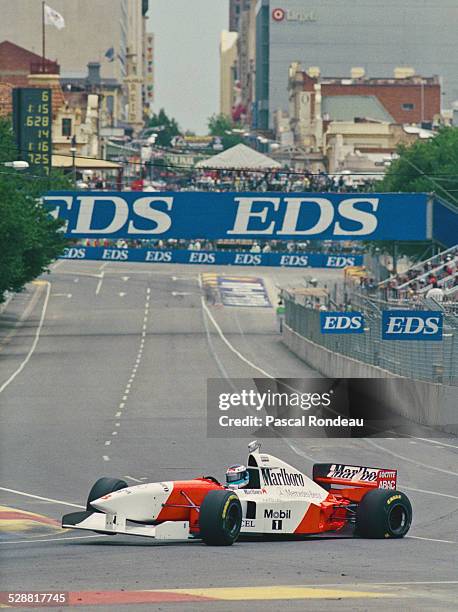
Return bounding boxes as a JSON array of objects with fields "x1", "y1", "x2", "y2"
[
  {"x1": 260, "y1": 455, "x2": 270, "y2": 463},
  {"x1": 159, "y1": 482, "x2": 170, "y2": 493},
  {"x1": 320, "y1": 312, "x2": 365, "y2": 334},
  {"x1": 382, "y1": 310, "x2": 443, "y2": 341},
  {"x1": 271, "y1": 519, "x2": 283, "y2": 530},
  {"x1": 327, "y1": 464, "x2": 378, "y2": 482},
  {"x1": 261, "y1": 467, "x2": 305, "y2": 487},
  {"x1": 387, "y1": 494, "x2": 402, "y2": 505},
  {"x1": 377, "y1": 470, "x2": 397, "y2": 490},
  {"x1": 242, "y1": 488, "x2": 267, "y2": 495},
  {"x1": 264, "y1": 509, "x2": 291, "y2": 519},
  {"x1": 242, "y1": 519, "x2": 255, "y2": 528}
]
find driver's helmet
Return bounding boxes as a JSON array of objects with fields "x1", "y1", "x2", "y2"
[{"x1": 226, "y1": 464, "x2": 249, "y2": 489}]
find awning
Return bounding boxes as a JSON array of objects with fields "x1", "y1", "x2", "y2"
[
  {"x1": 52, "y1": 155, "x2": 122, "y2": 170},
  {"x1": 195, "y1": 143, "x2": 281, "y2": 170}
]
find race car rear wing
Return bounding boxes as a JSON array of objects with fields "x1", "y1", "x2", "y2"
[{"x1": 313, "y1": 463, "x2": 397, "y2": 490}]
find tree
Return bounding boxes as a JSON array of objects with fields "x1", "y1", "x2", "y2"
[
  {"x1": 0, "y1": 117, "x2": 69, "y2": 302},
  {"x1": 369, "y1": 127, "x2": 458, "y2": 260},
  {"x1": 207, "y1": 113, "x2": 243, "y2": 150},
  {"x1": 378, "y1": 127, "x2": 458, "y2": 206},
  {"x1": 147, "y1": 108, "x2": 181, "y2": 147}
]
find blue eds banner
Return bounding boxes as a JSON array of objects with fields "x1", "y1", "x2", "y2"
[
  {"x1": 59, "y1": 246, "x2": 363, "y2": 268},
  {"x1": 382, "y1": 310, "x2": 443, "y2": 341},
  {"x1": 320, "y1": 312, "x2": 365, "y2": 334},
  {"x1": 45, "y1": 191, "x2": 430, "y2": 241}
]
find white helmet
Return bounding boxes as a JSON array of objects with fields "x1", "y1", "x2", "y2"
[{"x1": 226, "y1": 464, "x2": 249, "y2": 489}]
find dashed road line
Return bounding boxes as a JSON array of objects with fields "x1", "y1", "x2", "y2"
[{"x1": 101, "y1": 286, "x2": 151, "y2": 462}]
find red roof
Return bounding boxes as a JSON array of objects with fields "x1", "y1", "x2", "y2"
[{"x1": 0, "y1": 40, "x2": 59, "y2": 73}]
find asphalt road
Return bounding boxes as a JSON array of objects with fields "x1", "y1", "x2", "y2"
[{"x1": 0, "y1": 260, "x2": 457, "y2": 611}]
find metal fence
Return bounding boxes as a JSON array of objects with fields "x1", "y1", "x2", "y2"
[{"x1": 284, "y1": 293, "x2": 458, "y2": 385}]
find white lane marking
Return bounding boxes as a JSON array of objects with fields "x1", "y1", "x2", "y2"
[
  {"x1": 0, "y1": 486, "x2": 84, "y2": 509},
  {"x1": 74, "y1": 278, "x2": 79, "y2": 283},
  {"x1": 407, "y1": 535, "x2": 457, "y2": 544},
  {"x1": 112, "y1": 431, "x2": 117, "y2": 436},
  {"x1": 402, "y1": 485, "x2": 458, "y2": 500},
  {"x1": 99, "y1": 262, "x2": 108, "y2": 271},
  {"x1": 95, "y1": 272, "x2": 105, "y2": 295},
  {"x1": 122, "y1": 276, "x2": 129, "y2": 282},
  {"x1": 0, "y1": 534, "x2": 107, "y2": 545},
  {"x1": 172, "y1": 291, "x2": 192, "y2": 296},
  {"x1": 115, "y1": 412, "x2": 122, "y2": 418},
  {"x1": 201, "y1": 297, "x2": 272, "y2": 378},
  {"x1": 0, "y1": 281, "x2": 51, "y2": 395},
  {"x1": 124, "y1": 475, "x2": 144, "y2": 483},
  {"x1": 119, "y1": 292, "x2": 126, "y2": 297},
  {"x1": 146, "y1": 288, "x2": 151, "y2": 294},
  {"x1": 365, "y1": 439, "x2": 458, "y2": 477},
  {"x1": 119, "y1": 403, "x2": 125, "y2": 409},
  {"x1": 103, "y1": 455, "x2": 110, "y2": 462},
  {"x1": 412, "y1": 437, "x2": 458, "y2": 450},
  {"x1": 51, "y1": 293, "x2": 72, "y2": 298},
  {"x1": 115, "y1": 422, "x2": 121, "y2": 427},
  {"x1": 104, "y1": 440, "x2": 111, "y2": 446},
  {"x1": 123, "y1": 394, "x2": 128, "y2": 400}
]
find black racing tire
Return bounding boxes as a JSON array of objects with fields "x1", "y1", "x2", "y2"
[
  {"x1": 199, "y1": 490, "x2": 242, "y2": 546},
  {"x1": 86, "y1": 477, "x2": 128, "y2": 512},
  {"x1": 356, "y1": 489, "x2": 412, "y2": 538}
]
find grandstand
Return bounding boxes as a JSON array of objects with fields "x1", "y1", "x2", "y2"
[{"x1": 378, "y1": 245, "x2": 458, "y2": 300}]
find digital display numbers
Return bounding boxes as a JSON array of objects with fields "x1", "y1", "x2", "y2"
[{"x1": 12, "y1": 88, "x2": 52, "y2": 174}]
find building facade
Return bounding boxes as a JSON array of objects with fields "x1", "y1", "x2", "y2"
[
  {"x1": 220, "y1": 31, "x2": 238, "y2": 117},
  {"x1": 255, "y1": 0, "x2": 458, "y2": 130},
  {"x1": 0, "y1": 0, "x2": 148, "y2": 133}
]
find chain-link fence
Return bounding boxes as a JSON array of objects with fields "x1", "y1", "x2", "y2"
[{"x1": 284, "y1": 293, "x2": 458, "y2": 385}]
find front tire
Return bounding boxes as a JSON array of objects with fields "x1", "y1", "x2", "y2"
[
  {"x1": 86, "y1": 477, "x2": 128, "y2": 511},
  {"x1": 199, "y1": 490, "x2": 242, "y2": 546},
  {"x1": 356, "y1": 489, "x2": 412, "y2": 538}
]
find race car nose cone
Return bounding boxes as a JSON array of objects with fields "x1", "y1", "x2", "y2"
[{"x1": 90, "y1": 483, "x2": 170, "y2": 522}]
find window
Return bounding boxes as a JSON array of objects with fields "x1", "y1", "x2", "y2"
[
  {"x1": 402, "y1": 103, "x2": 415, "y2": 111},
  {"x1": 61, "y1": 118, "x2": 72, "y2": 136}
]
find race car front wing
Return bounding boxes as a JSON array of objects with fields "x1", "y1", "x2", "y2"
[{"x1": 62, "y1": 511, "x2": 192, "y2": 540}]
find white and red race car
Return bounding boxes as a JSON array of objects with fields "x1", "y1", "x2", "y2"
[{"x1": 62, "y1": 442, "x2": 412, "y2": 545}]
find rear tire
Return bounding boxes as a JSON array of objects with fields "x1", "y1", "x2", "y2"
[
  {"x1": 199, "y1": 490, "x2": 242, "y2": 546},
  {"x1": 356, "y1": 489, "x2": 412, "y2": 538},
  {"x1": 86, "y1": 477, "x2": 128, "y2": 511}
]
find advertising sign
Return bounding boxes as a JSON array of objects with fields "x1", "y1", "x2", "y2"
[
  {"x1": 59, "y1": 246, "x2": 363, "y2": 268},
  {"x1": 382, "y1": 310, "x2": 443, "y2": 341},
  {"x1": 45, "y1": 192, "x2": 430, "y2": 241},
  {"x1": 12, "y1": 87, "x2": 52, "y2": 174},
  {"x1": 320, "y1": 312, "x2": 365, "y2": 334}
]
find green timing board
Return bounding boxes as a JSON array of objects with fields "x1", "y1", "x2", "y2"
[{"x1": 12, "y1": 88, "x2": 52, "y2": 174}]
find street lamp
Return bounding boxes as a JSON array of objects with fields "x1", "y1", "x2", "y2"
[
  {"x1": 70, "y1": 135, "x2": 77, "y2": 186},
  {"x1": 3, "y1": 161, "x2": 30, "y2": 170}
]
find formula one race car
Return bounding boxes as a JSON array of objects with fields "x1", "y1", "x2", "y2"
[{"x1": 62, "y1": 442, "x2": 412, "y2": 545}]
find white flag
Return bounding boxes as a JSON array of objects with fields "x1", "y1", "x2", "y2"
[{"x1": 44, "y1": 3, "x2": 65, "y2": 29}]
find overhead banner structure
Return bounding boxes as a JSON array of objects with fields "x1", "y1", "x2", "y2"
[
  {"x1": 60, "y1": 246, "x2": 363, "y2": 268},
  {"x1": 45, "y1": 192, "x2": 431, "y2": 241}
]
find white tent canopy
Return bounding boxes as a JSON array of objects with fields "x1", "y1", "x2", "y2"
[{"x1": 195, "y1": 143, "x2": 281, "y2": 170}]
